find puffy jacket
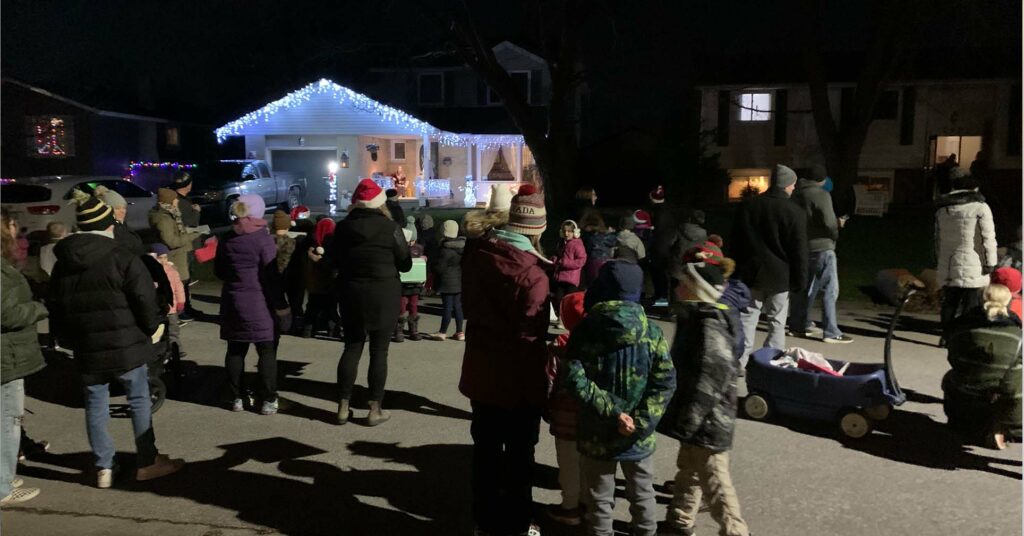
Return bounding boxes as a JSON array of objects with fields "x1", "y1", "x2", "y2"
[
  {"x1": 49, "y1": 233, "x2": 160, "y2": 378},
  {"x1": 460, "y1": 229, "x2": 550, "y2": 409},
  {"x1": 163, "y1": 261, "x2": 186, "y2": 314},
  {"x1": 113, "y1": 221, "x2": 145, "y2": 256},
  {"x1": 564, "y1": 301, "x2": 676, "y2": 461},
  {"x1": 792, "y1": 179, "x2": 839, "y2": 252},
  {"x1": 935, "y1": 190, "x2": 998, "y2": 288},
  {"x1": 552, "y1": 237, "x2": 586, "y2": 287},
  {"x1": 149, "y1": 206, "x2": 199, "y2": 281},
  {"x1": 216, "y1": 217, "x2": 285, "y2": 342},
  {"x1": 582, "y1": 230, "x2": 617, "y2": 263},
  {"x1": 659, "y1": 301, "x2": 740, "y2": 452},
  {"x1": 730, "y1": 188, "x2": 809, "y2": 293},
  {"x1": 1, "y1": 260, "x2": 47, "y2": 383},
  {"x1": 718, "y1": 279, "x2": 751, "y2": 362},
  {"x1": 432, "y1": 237, "x2": 466, "y2": 294},
  {"x1": 649, "y1": 203, "x2": 677, "y2": 259}
]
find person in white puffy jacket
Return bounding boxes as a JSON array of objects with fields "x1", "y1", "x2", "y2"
[{"x1": 934, "y1": 169, "x2": 998, "y2": 339}]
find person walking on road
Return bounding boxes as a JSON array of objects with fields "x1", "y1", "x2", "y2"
[
  {"x1": 333, "y1": 179, "x2": 412, "y2": 426},
  {"x1": 730, "y1": 164, "x2": 808, "y2": 368},
  {"x1": 49, "y1": 193, "x2": 184, "y2": 488}
]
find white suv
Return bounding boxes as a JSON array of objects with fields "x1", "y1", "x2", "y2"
[{"x1": 1, "y1": 176, "x2": 156, "y2": 242}]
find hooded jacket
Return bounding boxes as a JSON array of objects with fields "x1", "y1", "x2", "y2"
[
  {"x1": 564, "y1": 301, "x2": 676, "y2": 461},
  {"x1": 792, "y1": 178, "x2": 839, "y2": 252},
  {"x1": 432, "y1": 236, "x2": 466, "y2": 294},
  {"x1": 659, "y1": 301, "x2": 740, "y2": 452},
  {"x1": 552, "y1": 237, "x2": 587, "y2": 287},
  {"x1": 584, "y1": 259, "x2": 644, "y2": 311},
  {"x1": 48, "y1": 233, "x2": 160, "y2": 378},
  {"x1": 149, "y1": 206, "x2": 199, "y2": 280},
  {"x1": 215, "y1": 216, "x2": 285, "y2": 342},
  {"x1": 935, "y1": 190, "x2": 998, "y2": 288},
  {"x1": 460, "y1": 228, "x2": 550, "y2": 409},
  {"x1": 730, "y1": 188, "x2": 809, "y2": 293},
  {"x1": 1, "y1": 259, "x2": 47, "y2": 383},
  {"x1": 718, "y1": 279, "x2": 752, "y2": 362}
]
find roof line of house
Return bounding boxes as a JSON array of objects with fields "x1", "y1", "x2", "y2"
[
  {"x1": 2, "y1": 77, "x2": 171, "y2": 124},
  {"x1": 696, "y1": 77, "x2": 1018, "y2": 91}
]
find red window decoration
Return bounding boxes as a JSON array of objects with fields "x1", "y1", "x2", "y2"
[{"x1": 27, "y1": 116, "x2": 75, "y2": 158}]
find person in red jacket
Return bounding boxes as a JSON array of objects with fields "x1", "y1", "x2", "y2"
[{"x1": 460, "y1": 184, "x2": 551, "y2": 536}]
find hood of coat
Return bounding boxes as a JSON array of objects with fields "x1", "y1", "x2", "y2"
[
  {"x1": 470, "y1": 232, "x2": 545, "y2": 280},
  {"x1": 584, "y1": 300, "x2": 651, "y2": 345},
  {"x1": 936, "y1": 189, "x2": 985, "y2": 209},
  {"x1": 442, "y1": 236, "x2": 466, "y2": 250},
  {"x1": 796, "y1": 178, "x2": 825, "y2": 191},
  {"x1": 53, "y1": 233, "x2": 120, "y2": 272},
  {"x1": 679, "y1": 222, "x2": 708, "y2": 242},
  {"x1": 719, "y1": 279, "x2": 752, "y2": 313},
  {"x1": 233, "y1": 216, "x2": 268, "y2": 235}
]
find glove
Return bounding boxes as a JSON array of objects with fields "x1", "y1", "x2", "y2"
[{"x1": 275, "y1": 309, "x2": 293, "y2": 333}]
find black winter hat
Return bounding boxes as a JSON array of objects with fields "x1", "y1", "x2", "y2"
[{"x1": 70, "y1": 189, "x2": 115, "y2": 232}]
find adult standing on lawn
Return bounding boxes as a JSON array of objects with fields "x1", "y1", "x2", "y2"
[
  {"x1": 649, "y1": 185, "x2": 677, "y2": 307},
  {"x1": 787, "y1": 165, "x2": 853, "y2": 344},
  {"x1": 149, "y1": 188, "x2": 200, "y2": 321},
  {"x1": 1, "y1": 207, "x2": 46, "y2": 505},
  {"x1": 730, "y1": 164, "x2": 808, "y2": 368},
  {"x1": 935, "y1": 169, "x2": 998, "y2": 341},
  {"x1": 460, "y1": 184, "x2": 551, "y2": 536},
  {"x1": 49, "y1": 193, "x2": 184, "y2": 488},
  {"x1": 333, "y1": 179, "x2": 412, "y2": 426},
  {"x1": 215, "y1": 194, "x2": 289, "y2": 416}
]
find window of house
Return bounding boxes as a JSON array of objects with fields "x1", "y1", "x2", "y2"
[
  {"x1": 26, "y1": 115, "x2": 75, "y2": 157},
  {"x1": 392, "y1": 141, "x2": 407, "y2": 161},
  {"x1": 738, "y1": 93, "x2": 771, "y2": 122},
  {"x1": 418, "y1": 73, "x2": 444, "y2": 105},
  {"x1": 488, "y1": 71, "x2": 531, "y2": 105},
  {"x1": 873, "y1": 90, "x2": 899, "y2": 120},
  {"x1": 166, "y1": 126, "x2": 180, "y2": 147},
  {"x1": 727, "y1": 175, "x2": 770, "y2": 201}
]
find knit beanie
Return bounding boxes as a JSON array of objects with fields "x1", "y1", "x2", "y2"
[
  {"x1": 352, "y1": 178, "x2": 386, "y2": 209},
  {"x1": 150, "y1": 243, "x2": 170, "y2": 256},
  {"x1": 584, "y1": 260, "x2": 644, "y2": 311},
  {"x1": 420, "y1": 214, "x2": 434, "y2": 230},
  {"x1": 771, "y1": 164, "x2": 798, "y2": 189},
  {"x1": 488, "y1": 184, "x2": 515, "y2": 211},
  {"x1": 405, "y1": 216, "x2": 418, "y2": 242},
  {"x1": 272, "y1": 210, "x2": 291, "y2": 231},
  {"x1": 442, "y1": 219, "x2": 459, "y2": 239},
  {"x1": 808, "y1": 164, "x2": 828, "y2": 183},
  {"x1": 70, "y1": 189, "x2": 115, "y2": 232},
  {"x1": 559, "y1": 291, "x2": 587, "y2": 331},
  {"x1": 237, "y1": 194, "x2": 266, "y2": 219},
  {"x1": 172, "y1": 171, "x2": 193, "y2": 189},
  {"x1": 93, "y1": 185, "x2": 127, "y2": 208},
  {"x1": 649, "y1": 185, "x2": 666, "y2": 204},
  {"x1": 505, "y1": 184, "x2": 546, "y2": 236},
  {"x1": 674, "y1": 241, "x2": 733, "y2": 302},
  {"x1": 157, "y1": 188, "x2": 177, "y2": 205},
  {"x1": 386, "y1": 188, "x2": 399, "y2": 199}
]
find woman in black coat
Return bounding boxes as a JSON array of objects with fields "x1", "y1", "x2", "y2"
[{"x1": 332, "y1": 180, "x2": 411, "y2": 426}]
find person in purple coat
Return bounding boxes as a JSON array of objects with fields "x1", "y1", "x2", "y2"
[{"x1": 215, "y1": 194, "x2": 290, "y2": 416}]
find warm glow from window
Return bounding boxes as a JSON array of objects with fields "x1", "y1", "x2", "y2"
[
  {"x1": 739, "y1": 93, "x2": 771, "y2": 121},
  {"x1": 166, "y1": 127, "x2": 180, "y2": 147},
  {"x1": 728, "y1": 176, "x2": 769, "y2": 201}
]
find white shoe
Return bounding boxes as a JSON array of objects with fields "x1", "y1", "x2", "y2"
[
  {"x1": 97, "y1": 468, "x2": 116, "y2": 489},
  {"x1": 11, "y1": 478, "x2": 23, "y2": 488},
  {"x1": 1, "y1": 487, "x2": 40, "y2": 504}
]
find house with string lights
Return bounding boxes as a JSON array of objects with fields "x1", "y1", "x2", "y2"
[{"x1": 214, "y1": 78, "x2": 533, "y2": 208}]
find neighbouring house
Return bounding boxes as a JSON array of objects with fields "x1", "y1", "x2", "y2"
[{"x1": 1, "y1": 78, "x2": 208, "y2": 182}]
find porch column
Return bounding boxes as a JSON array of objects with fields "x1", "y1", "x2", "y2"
[
  {"x1": 515, "y1": 142, "x2": 524, "y2": 182},
  {"x1": 466, "y1": 144, "x2": 473, "y2": 180},
  {"x1": 422, "y1": 133, "x2": 432, "y2": 182},
  {"x1": 475, "y1": 144, "x2": 483, "y2": 181}
]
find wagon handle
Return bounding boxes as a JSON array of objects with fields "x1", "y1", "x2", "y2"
[{"x1": 884, "y1": 288, "x2": 917, "y2": 402}]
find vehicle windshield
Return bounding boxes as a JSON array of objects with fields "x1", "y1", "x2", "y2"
[
  {"x1": 192, "y1": 162, "x2": 255, "y2": 187},
  {"x1": 1, "y1": 183, "x2": 52, "y2": 203}
]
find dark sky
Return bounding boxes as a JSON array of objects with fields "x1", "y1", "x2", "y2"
[{"x1": 2, "y1": 0, "x2": 1019, "y2": 128}]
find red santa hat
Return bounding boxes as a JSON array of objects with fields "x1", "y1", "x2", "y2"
[
  {"x1": 351, "y1": 179, "x2": 386, "y2": 209},
  {"x1": 632, "y1": 209, "x2": 652, "y2": 229},
  {"x1": 649, "y1": 185, "x2": 666, "y2": 204},
  {"x1": 290, "y1": 205, "x2": 311, "y2": 221}
]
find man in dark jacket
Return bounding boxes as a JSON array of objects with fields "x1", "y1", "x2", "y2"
[
  {"x1": 49, "y1": 194, "x2": 184, "y2": 488},
  {"x1": 730, "y1": 164, "x2": 808, "y2": 368},
  {"x1": 788, "y1": 166, "x2": 853, "y2": 344},
  {"x1": 648, "y1": 185, "x2": 677, "y2": 307},
  {"x1": 385, "y1": 188, "x2": 406, "y2": 226},
  {"x1": 172, "y1": 172, "x2": 202, "y2": 318}
]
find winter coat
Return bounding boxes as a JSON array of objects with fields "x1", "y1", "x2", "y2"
[
  {"x1": 48, "y1": 233, "x2": 160, "y2": 379},
  {"x1": 1, "y1": 259, "x2": 47, "y2": 383},
  {"x1": 273, "y1": 234, "x2": 297, "y2": 276},
  {"x1": 114, "y1": 221, "x2": 145, "y2": 256},
  {"x1": 730, "y1": 188, "x2": 809, "y2": 293},
  {"x1": 564, "y1": 301, "x2": 676, "y2": 461},
  {"x1": 149, "y1": 206, "x2": 199, "y2": 280},
  {"x1": 718, "y1": 279, "x2": 751, "y2": 363},
  {"x1": 616, "y1": 229, "x2": 646, "y2": 260},
  {"x1": 935, "y1": 190, "x2": 998, "y2": 289},
  {"x1": 162, "y1": 261, "x2": 186, "y2": 314},
  {"x1": 460, "y1": 229, "x2": 550, "y2": 409},
  {"x1": 582, "y1": 230, "x2": 617, "y2": 263},
  {"x1": 552, "y1": 237, "x2": 586, "y2": 287},
  {"x1": 303, "y1": 219, "x2": 336, "y2": 296},
  {"x1": 943, "y1": 309, "x2": 1022, "y2": 434},
  {"x1": 215, "y1": 217, "x2": 286, "y2": 343},
  {"x1": 332, "y1": 208, "x2": 412, "y2": 331},
  {"x1": 659, "y1": 301, "x2": 740, "y2": 452},
  {"x1": 667, "y1": 222, "x2": 708, "y2": 276},
  {"x1": 177, "y1": 191, "x2": 200, "y2": 228},
  {"x1": 386, "y1": 200, "x2": 406, "y2": 228},
  {"x1": 432, "y1": 237, "x2": 466, "y2": 294},
  {"x1": 792, "y1": 179, "x2": 839, "y2": 252},
  {"x1": 546, "y1": 333, "x2": 580, "y2": 441},
  {"x1": 420, "y1": 227, "x2": 439, "y2": 261},
  {"x1": 649, "y1": 203, "x2": 677, "y2": 259}
]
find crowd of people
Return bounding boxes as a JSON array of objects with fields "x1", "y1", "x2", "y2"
[{"x1": 0, "y1": 163, "x2": 1020, "y2": 536}]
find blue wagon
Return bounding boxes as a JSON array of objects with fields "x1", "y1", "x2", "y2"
[{"x1": 742, "y1": 291, "x2": 915, "y2": 438}]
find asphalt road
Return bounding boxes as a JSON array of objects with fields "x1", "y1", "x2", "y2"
[{"x1": 3, "y1": 283, "x2": 1021, "y2": 536}]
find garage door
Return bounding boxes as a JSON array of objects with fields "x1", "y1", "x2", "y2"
[{"x1": 271, "y1": 150, "x2": 335, "y2": 209}]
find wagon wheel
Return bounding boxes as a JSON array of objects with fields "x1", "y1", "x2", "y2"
[
  {"x1": 864, "y1": 404, "x2": 892, "y2": 421},
  {"x1": 743, "y1": 394, "x2": 771, "y2": 420},
  {"x1": 149, "y1": 377, "x2": 167, "y2": 414},
  {"x1": 839, "y1": 411, "x2": 872, "y2": 439}
]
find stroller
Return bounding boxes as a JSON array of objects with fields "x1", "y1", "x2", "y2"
[{"x1": 140, "y1": 254, "x2": 182, "y2": 414}]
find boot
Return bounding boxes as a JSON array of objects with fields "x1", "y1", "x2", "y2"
[
  {"x1": 393, "y1": 317, "x2": 406, "y2": 343},
  {"x1": 367, "y1": 400, "x2": 391, "y2": 426},
  {"x1": 336, "y1": 399, "x2": 351, "y2": 425},
  {"x1": 408, "y1": 314, "x2": 421, "y2": 341}
]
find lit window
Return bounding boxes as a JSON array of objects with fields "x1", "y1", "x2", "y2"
[
  {"x1": 739, "y1": 93, "x2": 771, "y2": 122},
  {"x1": 392, "y1": 141, "x2": 407, "y2": 161},
  {"x1": 418, "y1": 73, "x2": 444, "y2": 105},
  {"x1": 26, "y1": 116, "x2": 75, "y2": 157},
  {"x1": 166, "y1": 127, "x2": 180, "y2": 147},
  {"x1": 728, "y1": 175, "x2": 770, "y2": 201}
]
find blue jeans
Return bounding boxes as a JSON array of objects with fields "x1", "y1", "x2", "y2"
[
  {"x1": 439, "y1": 293, "x2": 464, "y2": 334},
  {"x1": 1, "y1": 379, "x2": 24, "y2": 498},
  {"x1": 788, "y1": 250, "x2": 843, "y2": 339},
  {"x1": 83, "y1": 365, "x2": 158, "y2": 470}
]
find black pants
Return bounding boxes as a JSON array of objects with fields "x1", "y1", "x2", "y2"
[
  {"x1": 337, "y1": 326, "x2": 390, "y2": 402},
  {"x1": 650, "y1": 256, "x2": 670, "y2": 302},
  {"x1": 225, "y1": 341, "x2": 277, "y2": 402},
  {"x1": 941, "y1": 286, "x2": 984, "y2": 337},
  {"x1": 551, "y1": 281, "x2": 578, "y2": 318},
  {"x1": 470, "y1": 401, "x2": 541, "y2": 535},
  {"x1": 307, "y1": 293, "x2": 339, "y2": 332}
]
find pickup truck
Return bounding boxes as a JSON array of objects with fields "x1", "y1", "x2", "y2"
[{"x1": 189, "y1": 160, "x2": 305, "y2": 221}]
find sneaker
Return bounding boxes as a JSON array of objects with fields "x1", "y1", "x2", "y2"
[
  {"x1": 426, "y1": 333, "x2": 447, "y2": 341},
  {"x1": 96, "y1": 466, "x2": 118, "y2": 489},
  {"x1": 178, "y1": 316, "x2": 193, "y2": 327},
  {"x1": 453, "y1": 332, "x2": 465, "y2": 341},
  {"x1": 545, "y1": 505, "x2": 582, "y2": 526},
  {"x1": 230, "y1": 398, "x2": 245, "y2": 412},
  {"x1": 136, "y1": 454, "x2": 184, "y2": 481},
  {"x1": 824, "y1": 335, "x2": 854, "y2": 344},
  {"x1": 0, "y1": 487, "x2": 40, "y2": 504},
  {"x1": 260, "y1": 399, "x2": 279, "y2": 415},
  {"x1": 11, "y1": 478, "x2": 23, "y2": 489},
  {"x1": 787, "y1": 327, "x2": 823, "y2": 338}
]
